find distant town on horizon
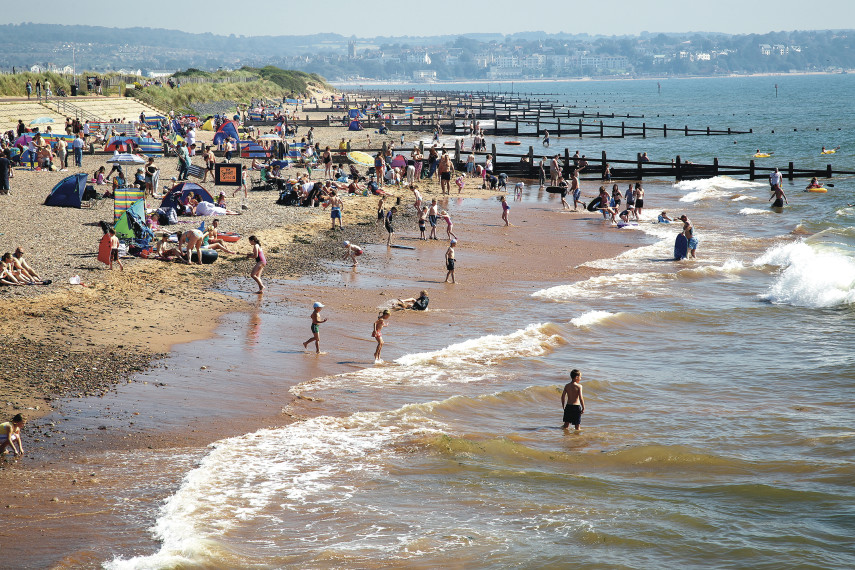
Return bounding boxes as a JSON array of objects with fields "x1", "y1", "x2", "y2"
[{"x1": 2, "y1": 23, "x2": 853, "y2": 81}]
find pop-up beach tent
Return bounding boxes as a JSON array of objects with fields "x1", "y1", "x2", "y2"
[
  {"x1": 44, "y1": 173, "x2": 89, "y2": 208},
  {"x1": 348, "y1": 119, "x2": 363, "y2": 131},
  {"x1": 159, "y1": 181, "x2": 214, "y2": 211},
  {"x1": 213, "y1": 120, "x2": 240, "y2": 145},
  {"x1": 114, "y1": 198, "x2": 152, "y2": 241}
]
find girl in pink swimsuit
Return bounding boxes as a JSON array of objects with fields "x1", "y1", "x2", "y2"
[{"x1": 372, "y1": 309, "x2": 390, "y2": 363}]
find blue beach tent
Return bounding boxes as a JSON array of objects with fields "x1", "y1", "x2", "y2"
[
  {"x1": 159, "y1": 181, "x2": 214, "y2": 211},
  {"x1": 44, "y1": 173, "x2": 88, "y2": 208}
]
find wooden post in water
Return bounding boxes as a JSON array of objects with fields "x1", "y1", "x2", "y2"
[
  {"x1": 713, "y1": 157, "x2": 719, "y2": 176},
  {"x1": 706, "y1": 126, "x2": 710, "y2": 135},
  {"x1": 491, "y1": 143, "x2": 497, "y2": 168},
  {"x1": 663, "y1": 124, "x2": 668, "y2": 137},
  {"x1": 601, "y1": 150, "x2": 607, "y2": 179},
  {"x1": 675, "y1": 155, "x2": 683, "y2": 182},
  {"x1": 685, "y1": 125, "x2": 689, "y2": 136},
  {"x1": 515, "y1": 119, "x2": 519, "y2": 136},
  {"x1": 528, "y1": 146, "x2": 534, "y2": 167},
  {"x1": 557, "y1": 118, "x2": 561, "y2": 135},
  {"x1": 599, "y1": 121, "x2": 604, "y2": 137},
  {"x1": 419, "y1": 141, "x2": 424, "y2": 155},
  {"x1": 749, "y1": 160, "x2": 756, "y2": 180},
  {"x1": 621, "y1": 121, "x2": 625, "y2": 138},
  {"x1": 637, "y1": 153, "x2": 643, "y2": 180},
  {"x1": 564, "y1": 147, "x2": 571, "y2": 177},
  {"x1": 454, "y1": 138, "x2": 461, "y2": 165},
  {"x1": 642, "y1": 122, "x2": 647, "y2": 138},
  {"x1": 788, "y1": 162, "x2": 794, "y2": 180},
  {"x1": 578, "y1": 118, "x2": 582, "y2": 137},
  {"x1": 827, "y1": 164, "x2": 833, "y2": 178},
  {"x1": 536, "y1": 114, "x2": 540, "y2": 136}
]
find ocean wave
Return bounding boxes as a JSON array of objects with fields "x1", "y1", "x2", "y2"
[
  {"x1": 107, "y1": 410, "x2": 447, "y2": 569},
  {"x1": 738, "y1": 207, "x2": 772, "y2": 215},
  {"x1": 675, "y1": 176, "x2": 765, "y2": 203},
  {"x1": 292, "y1": 324, "x2": 563, "y2": 397},
  {"x1": 533, "y1": 272, "x2": 674, "y2": 301},
  {"x1": 570, "y1": 310, "x2": 619, "y2": 327},
  {"x1": 754, "y1": 241, "x2": 855, "y2": 307},
  {"x1": 396, "y1": 323, "x2": 561, "y2": 367}
]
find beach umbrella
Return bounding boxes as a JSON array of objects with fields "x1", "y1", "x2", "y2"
[
  {"x1": 259, "y1": 133, "x2": 280, "y2": 140},
  {"x1": 106, "y1": 153, "x2": 146, "y2": 165},
  {"x1": 347, "y1": 151, "x2": 374, "y2": 166},
  {"x1": 390, "y1": 154, "x2": 408, "y2": 168},
  {"x1": 29, "y1": 117, "x2": 55, "y2": 125},
  {"x1": 15, "y1": 134, "x2": 33, "y2": 146}
]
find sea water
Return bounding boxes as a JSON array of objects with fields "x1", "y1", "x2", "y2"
[{"x1": 107, "y1": 76, "x2": 855, "y2": 568}]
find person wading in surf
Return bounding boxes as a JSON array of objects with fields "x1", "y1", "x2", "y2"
[{"x1": 561, "y1": 369, "x2": 585, "y2": 430}]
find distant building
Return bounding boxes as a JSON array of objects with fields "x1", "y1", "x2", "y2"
[
  {"x1": 348, "y1": 40, "x2": 356, "y2": 59},
  {"x1": 412, "y1": 70, "x2": 436, "y2": 81},
  {"x1": 30, "y1": 64, "x2": 42, "y2": 73}
]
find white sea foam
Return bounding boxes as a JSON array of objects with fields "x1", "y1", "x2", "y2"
[
  {"x1": 674, "y1": 176, "x2": 765, "y2": 203},
  {"x1": 294, "y1": 323, "x2": 561, "y2": 395},
  {"x1": 107, "y1": 410, "x2": 443, "y2": 569},
  {"x1": 731, "y1": 195, "x2": 755, "y2": 202},
  {"x1": 570, "y1": 311, "x2": 619, "y2": 327},
  {"x1": 739, "y1": 207, "x2": 772, "y2": 215},
  {"x1": 754, "y1": 241, "x2": 855, "y2": 307},
  {"x1": 533, "y1": 272, "x2": 673, "y2": 301},
  {"x1": 396, "y1": 322, "x2": 560, "y2": 367}
]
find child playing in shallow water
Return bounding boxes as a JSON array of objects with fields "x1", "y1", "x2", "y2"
[
  {"x1": 247, "y1": 235, "x2": 266, "y2": 293},
  {"x1": 302, "y1": 302, "x2": 328, "y2": 353},
  {"x1": 418, "y1": 206, "x2": 428, "y2": 240},
  {"x1": 500, "y1": 196, "x2": 510, "y2": 226},
  {"x1": 343, "y1": 240, "x2": 363, "y2": 266},
  {"x1": 372, "y1": 309, "x2": 390, "y2": 363}
]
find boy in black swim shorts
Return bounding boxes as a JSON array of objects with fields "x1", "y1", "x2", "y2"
[{"x1": 561, "y1": 369, "x2": 585, "y2": 430}]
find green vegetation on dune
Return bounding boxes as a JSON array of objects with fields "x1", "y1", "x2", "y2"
[{"x1": 134, "y1": 66, "x2": 332, "y2": 115}]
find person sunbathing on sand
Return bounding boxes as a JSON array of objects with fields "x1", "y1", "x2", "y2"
[
  {"x1": 0, "y1": 254, "x2": 26, "y2": 286},
  {"x1": 12, "y1": 248, "x2": 47, "y2": 284}
]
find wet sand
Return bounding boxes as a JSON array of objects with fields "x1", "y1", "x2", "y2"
[{"x1": 0, "y1": 188, "x2": 639, "y2": 566}]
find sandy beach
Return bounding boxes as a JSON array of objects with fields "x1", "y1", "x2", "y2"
[{"x1": 0, "y1": 92, "x2": 645, "y2": 565}]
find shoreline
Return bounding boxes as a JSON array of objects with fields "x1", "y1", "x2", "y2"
[{"x1": 0, "y1": 182, "x2": 646, "y2": 566}]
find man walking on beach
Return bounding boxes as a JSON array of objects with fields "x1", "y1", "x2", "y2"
[
  {"x1": 72, "y1": 133, "x2": 84, "y2": 167},
  {"x1": 561, "y1": 369, "x2": 585, "y2": 430}
]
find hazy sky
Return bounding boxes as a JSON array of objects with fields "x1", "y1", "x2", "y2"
[{"x1": 8, "y1": 0, "x2": 855, "y2": 37}]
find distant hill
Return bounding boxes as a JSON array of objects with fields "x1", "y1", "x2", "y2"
[{"x1": 1, "y1": 23, "x2": 853, "y2": 81}]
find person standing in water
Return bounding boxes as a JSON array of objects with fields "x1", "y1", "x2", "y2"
[
  {"x1": 770, "y1": 184, "x2": 788, "y2": 208},
  {"x1": 302, "y1": 302, "x2": 328, "y2": 353},
  {"x1": 247, "y1": 235, "x2": 266, "y2": 293},
  {"x1": 561, "y1": 369, "x2": 585, "y2": 430},
  {"x1": 385, "y1": 206, "x2": 397, "y2": 246},
  {"x1": 372, "y1": 309, "x2": 391, "y2": 363},
  {"x1": 444, "y1": 239, "x2": 457, "y2": 283}
]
